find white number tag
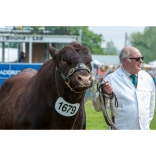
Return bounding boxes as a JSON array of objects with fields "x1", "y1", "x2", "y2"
[{"x1": 55, "y1": 97, "x2": 80, "y2": 117}]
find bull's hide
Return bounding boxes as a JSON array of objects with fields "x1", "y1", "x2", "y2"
[{"x1": 0, "y1": 42, "x2": 93, "y2": 129}]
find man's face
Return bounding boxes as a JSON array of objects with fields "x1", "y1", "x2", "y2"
[{"x1": 127, "y1": 48, "x2": 143, "y2": 74}]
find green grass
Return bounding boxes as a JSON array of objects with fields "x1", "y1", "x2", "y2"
[
  {"x1": 85, "y1": 99, "x2": 156, "y2": 130},
  {"x1": 150, "y1": 95, "x2": 156, "y2": 130},
  {"x1": 85, "y1": 100, "x2": 108, "y2": 130},
  {"x1": 150, "y1": 107, "x2": 156, "y2": 130}
]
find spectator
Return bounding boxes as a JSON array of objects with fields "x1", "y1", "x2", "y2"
[
  {"x1": 153, "y1": 70, "x2": 156, "y2": 88},
  {"x1": 19, "y1": 51, "x2": 25, "y2": 63},
  {"x1": 147, "y1": 67, "x2": 154, "y2": 77}
]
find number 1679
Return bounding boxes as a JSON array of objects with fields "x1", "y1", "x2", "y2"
[{"x1": 58, "y1": 102, "x2": 77, "y2": 114}]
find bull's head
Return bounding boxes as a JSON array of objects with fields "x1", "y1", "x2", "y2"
[{"x1": 49, "y1": 42, "x2": 93, "y2": 93}]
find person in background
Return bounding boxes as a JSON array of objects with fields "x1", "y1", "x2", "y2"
[
  {"x1": 104, "y1": 66, "x2": 110, "y2": 77},
  {"x1": 19, "y1": 51, "x2": 25, "y2": 63},
  {"x1": 152, "y1": 70, "x2": 156, "y2": 88},
  {"x1": 147, "y1": 67, "x2": 154, "y2": 77},
  {"x1": 93, "y1": 46, "x2": 155, "y2": 130},
  {"x1": 104, "y1": 66, "x2": 116, "y2": 77}
]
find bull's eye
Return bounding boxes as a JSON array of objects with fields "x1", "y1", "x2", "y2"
[{"x1": 62, "y1": 58, "x2": 66, "y2": 63}]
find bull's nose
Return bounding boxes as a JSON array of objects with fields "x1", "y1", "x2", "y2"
[{"x1": 76, "y1": 75, "x2": 92, "y2": 87}]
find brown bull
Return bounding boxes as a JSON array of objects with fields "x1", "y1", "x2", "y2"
[{"x1": 0, "y1": 42, "x2": 93, "y2": 129}]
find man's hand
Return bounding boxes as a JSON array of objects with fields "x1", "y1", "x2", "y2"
[{"x1": 104, "y1": 81, "x2": 113, "y2": 95}]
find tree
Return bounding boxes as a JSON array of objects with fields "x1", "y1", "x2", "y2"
[
  {"x1": 104, "y1": 40, "x2": 118, "y2": 55},
  {"x1": 25, "y1": 26, "x2": 106, "y2": 55},
  {"x1": 129, "y1": 26, "x2": 156, "y2": 63}
]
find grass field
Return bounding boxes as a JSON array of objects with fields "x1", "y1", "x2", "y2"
[
  {"x1": 85, "y1": 100, "x2": 156, "y2": 130},
  {"x1": 149, "y1": 105, "x2": 156, "y2": 130},
  {"x1": 85, "y1": 100, "x2": 108, "y2": 130}
]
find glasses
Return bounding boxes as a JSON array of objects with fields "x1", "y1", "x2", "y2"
[{"x1": 128, "y1": 57, "x2": 144, "y2": 62}]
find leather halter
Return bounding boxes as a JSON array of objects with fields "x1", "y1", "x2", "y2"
[{"x1": 56, "y1": 63, "x2": 91, "y2": 93}]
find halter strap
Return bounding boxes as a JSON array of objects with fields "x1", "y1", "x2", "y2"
[
  {"x1": 56, "y1": 63, "x2": 91, "y2": 83},
  {"x1": 67, "y1": 63, "x2": 91, "y2": 77},
  {"x1": 56, "y1": 63, "x2": 91, "y2": 94}
]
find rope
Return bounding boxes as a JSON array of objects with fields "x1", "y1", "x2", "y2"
[{"x1": 98, "y1": 83, "x2": 119, "y2": 130}]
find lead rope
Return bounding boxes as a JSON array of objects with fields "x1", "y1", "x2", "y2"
[
  {"x1": 110, "y1": 99, "x2": 115, "y2": 125},
  {"x1": 89, "y1": 81, "x2": 118, "y2": 129},
  {"x1": 99, "y1": 83, "x2": 119, "y2": 130},
  {"x1": 55, "y1": 66, "x2": 83, "y2": 130}
]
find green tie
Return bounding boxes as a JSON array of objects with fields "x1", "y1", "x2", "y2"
[{"x1": 130, "y1": 75, "x2": 137, "y2": 86}]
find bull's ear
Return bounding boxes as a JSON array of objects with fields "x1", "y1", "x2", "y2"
[
  {"x1": 49, "y1": 44, "x2": 57, "y2": 58},
  {"x1": 49, "y1": 44, "x2": 60, "y2": 63}
]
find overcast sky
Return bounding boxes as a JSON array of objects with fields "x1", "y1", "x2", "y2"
[{"x1": 89, "y1": 26, "x2": 146, "y2": 51}]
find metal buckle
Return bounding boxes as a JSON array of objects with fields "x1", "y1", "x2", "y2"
[
  {"x1": 68, "y1": 68, "x2": 75, "y2": 76},
  {"x1": 65, "y1": 77, "x2": 70, "y2": 84}
]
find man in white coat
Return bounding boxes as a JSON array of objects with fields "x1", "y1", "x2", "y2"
[{"x1": 93, "y1": 46, "x2": 155, "y2": 130}]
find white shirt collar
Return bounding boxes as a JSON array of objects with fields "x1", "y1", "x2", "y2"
[
  {"x1": 121, "y1": 65, "x2": 138, "y2": 78},
  {"x1": 121, "y1": 66, "x2": 131, "y2": 77}
]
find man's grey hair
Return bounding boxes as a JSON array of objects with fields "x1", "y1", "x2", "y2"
[{"x1": 119, "y1": 48, "x2": 131, "y2": 64}]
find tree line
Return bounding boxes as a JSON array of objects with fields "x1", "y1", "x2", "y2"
[{"x1": 129, "y1": 26, "x2": 156, "y2": 63}]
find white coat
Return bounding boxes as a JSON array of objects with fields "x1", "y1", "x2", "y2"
[{"x1": 94, "y1": 66, "x2": 155, "y2": 130}]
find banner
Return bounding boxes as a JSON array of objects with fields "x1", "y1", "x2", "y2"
[{"x1": 0, "y1": 63, "x2": 42, "y2": 86}]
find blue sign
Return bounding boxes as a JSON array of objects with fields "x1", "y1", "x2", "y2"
[
  {"x1": 0, "y1": 63, "x2": 42, "y2": 87},
  {"x1": 0, "y1": 64, "x2": 10, "y2": 78}
]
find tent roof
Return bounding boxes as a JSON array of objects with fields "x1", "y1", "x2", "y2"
[
  {"x1": 142, "y1": 64, "x2": 155, "y2": 68},
  {"x1": 92, "y1": 55, "x2": 120, "y2": 65},
  {"x1": 149, "y1": 60, "x2": 156, "y2": 65}
]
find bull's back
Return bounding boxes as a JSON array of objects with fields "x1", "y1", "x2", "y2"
[{"x1": 0, "y1": 68, "x2": 37, "y2": 128}]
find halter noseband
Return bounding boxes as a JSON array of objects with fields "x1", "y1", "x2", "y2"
[{"x1": 56, "y1": 63, "x2": 91, "y2": 93}]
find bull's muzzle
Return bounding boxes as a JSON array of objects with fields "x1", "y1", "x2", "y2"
[{"x1": 76, "y1": 75, "x2": 92, "y2": 87}]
